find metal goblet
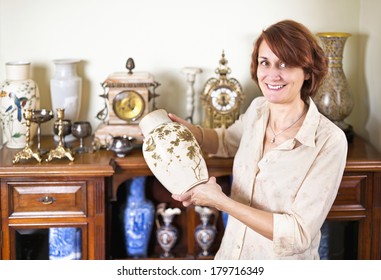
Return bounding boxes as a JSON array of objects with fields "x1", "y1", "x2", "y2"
[
  {"x1": 30, "y1": 109, "x2": 54, "y2": 154},
  {"x1": 54, "y1": 119, "x2": 72, "y2": 147},
  {"x1": 71, "y1": 121, "x2": 92, "y2": 154}
]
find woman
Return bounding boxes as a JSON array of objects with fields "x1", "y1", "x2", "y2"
[{"x1": 170, "y1": 19, "x2": 347, "y2": 259}]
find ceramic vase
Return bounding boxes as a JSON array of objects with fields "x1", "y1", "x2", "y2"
[
  {"x1": 49, "y1": 227, "x2": 82, "y2": 260},
  {"x1": 156, "y1": 203, "x2": 181, "y2": 258},
  {"x1": 194, "y1": 206, "x2": 218, "y2": 257},
  {"x1": 313, "y1": 33, "x2": 353, "y2": 139},
  {"x1": 139, "y1": 109, "x2": 208, "y2": 195},
  {"x1": 0, "y1": 61, "x2": 40, "y2": 149},
  {"x1": 50, "y1": 59, "x2": 82, "y2": 143},
  {"x1": 123, "y1": 176, "x2": 154, "y2": 258}
]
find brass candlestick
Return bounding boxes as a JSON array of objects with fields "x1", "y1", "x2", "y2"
[
  {"x1": 13, "y1": 109, "x2": 42, "y2": 164},
  {"x1": 46, "y1": 108, "x2": 74, "y2": 162}
]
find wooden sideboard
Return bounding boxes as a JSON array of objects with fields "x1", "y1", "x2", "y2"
[{"x1": 0, "y1": 135, "x2": 380, "y2": 259}]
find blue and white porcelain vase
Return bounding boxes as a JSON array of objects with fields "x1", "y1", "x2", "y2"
[
  {"x1": 123, "y1": 176, "x2": 154, "y2": 258},
  {"x1": 49, "y1": 227, "x2": 82, "y2": 260}
]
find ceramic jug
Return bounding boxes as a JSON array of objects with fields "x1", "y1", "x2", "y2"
[{"x1": 139, "y1": 109, "x2": 208, "y2": 195}]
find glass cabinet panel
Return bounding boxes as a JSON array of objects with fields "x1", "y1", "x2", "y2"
[{"x1": 14, "y1": 227, "x2": 82, "y2": 260}]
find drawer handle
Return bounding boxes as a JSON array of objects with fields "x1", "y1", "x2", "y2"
[{"x1": 38, "y1": 196, "x2": 56, "y2": 205}]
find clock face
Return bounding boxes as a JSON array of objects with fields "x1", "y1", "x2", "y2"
[
  {"x1": 112, "y1": 90, "x2": 145, "y2": 122},
  {"x1": 210, "y1": 86, "x2": 238, "y2": 113}
]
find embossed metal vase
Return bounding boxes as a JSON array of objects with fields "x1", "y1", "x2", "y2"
[
  {"x1": 139, "y1": 109, "x2": 208, "y2": 195},
  {"x1": 194, "y1": 206, "x2": 218, "y2": 257},
  {"x1": 123, "y1": 176, "x2": 154, "y2": 258},
  {"x1": 0, "y1": 61, "x2": 40, "y2": 149},
  {"x1": 313, "y1": 33, "x2": 353, "y2": 139}
]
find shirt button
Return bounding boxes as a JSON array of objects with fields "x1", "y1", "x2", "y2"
[{"x1": 236, "y1": 245, "x2": 240, "y2": 249}]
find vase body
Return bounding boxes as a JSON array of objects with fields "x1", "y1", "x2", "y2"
[
  {"x1": 49, "y1": 227, "x2": 82, "y2": 260},
  {"x1": 123, "y1": 176, "x2": 154, "y2": 258},
  {"x1": 313, "y1": 33, "x2": 353, "y2": 132},
  {"x1": 0, "y1": 61, "x2": 40, "y2": 149},
  {"x1": 155, "y1": 206, "x2": 181, "y2": 258},
  {"x1": 194, "y1": 206, "x2": 217, "y2": 256},
  {"x1": 50, "y1": 59, "x2": 82, "y2": 142},
  {"x1": 139, "y1": 109, "x2": 208, "y2": 195}
]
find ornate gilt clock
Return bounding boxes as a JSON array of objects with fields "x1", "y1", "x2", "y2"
[
  {"x1": 95, "y1": 58, "x2": 160, "y2": 145},
  {"x1": 201, "y1": 51, "x2": 244, "y2": 128}
]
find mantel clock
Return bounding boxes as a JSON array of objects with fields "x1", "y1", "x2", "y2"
[
  {"x1": 95, "y1": 58, "x2": 160, "y2": 145},
  {"x1": 201, "y1": 51, "x2": 244, "y2": 129}
]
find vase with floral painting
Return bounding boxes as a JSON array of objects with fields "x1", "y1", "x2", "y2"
[
  {"x1": 0, "y1": 61, "x2": 40, "y2": 149},
  {"x1": 139, "y1": 109, "x2": 208, "y2": 195}
]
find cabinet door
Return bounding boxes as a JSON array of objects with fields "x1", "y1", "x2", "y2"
[{"x1": 8, "y1": 224, "x2": 87, "y2": 260}]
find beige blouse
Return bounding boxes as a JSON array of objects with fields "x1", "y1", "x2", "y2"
[{"x1": 213, "y1": 96, "x2": 348, "y2": 259}]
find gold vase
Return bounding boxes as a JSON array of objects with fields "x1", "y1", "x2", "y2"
[{"x1": 313, "y1": 33, "x2": 353, "y2": 140}]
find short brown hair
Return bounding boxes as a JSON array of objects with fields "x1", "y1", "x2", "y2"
[{"x1": 250, "y1": 20, "x2": 328, "y2": 102}]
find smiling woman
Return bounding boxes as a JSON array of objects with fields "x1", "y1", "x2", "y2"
[{"x1": 170, "y1": 19, "x2": 348, "y2": 259}]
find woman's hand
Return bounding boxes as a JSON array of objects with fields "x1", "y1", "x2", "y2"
[{"x1": 172, "y1": 177, "x2": 227, "y2": 210}]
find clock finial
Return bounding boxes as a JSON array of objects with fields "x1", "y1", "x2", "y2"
[
  {"x1": 216, "y1": 50, "x2": 231, "y2": 78},
  {"x1": 126, "y1": 58, "x2": 135, "y2": 74}
]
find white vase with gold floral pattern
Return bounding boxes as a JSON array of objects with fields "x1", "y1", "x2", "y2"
[{"x1": 139, "y1": 109, "x2": 208, "y2": 195}]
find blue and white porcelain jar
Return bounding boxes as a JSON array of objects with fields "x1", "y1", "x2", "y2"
[
  {"x1": 49, "y1": 227, "x2": 82, "y2": 260},
  {"x1": 123, "y1": 176, "x2": 154, "y2": 258}
]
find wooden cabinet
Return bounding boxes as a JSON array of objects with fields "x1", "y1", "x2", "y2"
[
  {"x1": 1, "y1": 135, "x2": 381, "y2": 259},
  {"x1": 0, "y1": 140, "x2": 114, "y2": 260}
]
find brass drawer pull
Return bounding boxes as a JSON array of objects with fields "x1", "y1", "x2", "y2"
[{"x1": 38, "y1": 196, "x2": 56, "y2": 205}]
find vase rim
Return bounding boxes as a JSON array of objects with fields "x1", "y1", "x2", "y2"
[
  {"x1": 53, "y1": 58, "x2": 81, "y2": 64},
  {"x1": 6, "y1": 61, "x2": 31, "y2": 66},
  {"x1": 316, "y1": 32, "x2": 351, "y2": 38}
]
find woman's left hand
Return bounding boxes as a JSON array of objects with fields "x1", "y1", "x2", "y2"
[{"x1": 172, "y1": 176, "x2": 226, "y2": 209}]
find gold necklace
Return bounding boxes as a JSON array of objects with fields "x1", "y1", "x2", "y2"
[{"x1": 269, "y1": 108, "x2": 306, "y2": 143}]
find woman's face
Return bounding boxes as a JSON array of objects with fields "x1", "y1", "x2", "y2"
[{"x1": 256, "y1": 40, "x2": 308, "y2": 105}]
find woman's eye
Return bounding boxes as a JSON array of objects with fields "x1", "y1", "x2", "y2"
[{"x1": 259, "y1": 60, "x2": 268, "y2": 66}]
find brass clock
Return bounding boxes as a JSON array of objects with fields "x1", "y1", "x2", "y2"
[
  {"x1": 201, "y1": 51, "x2": 244, "y2": 128},
  {"x1": 112, "y1": 90, "x2": 145, "y2": 122},
  {"x1": 95, "y1": 58, "x2": 160, "y2": 145}
]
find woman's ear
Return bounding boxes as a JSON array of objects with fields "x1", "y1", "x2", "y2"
[{"x1": 304, "y1": 72, "x2": 311, "y2": 80}]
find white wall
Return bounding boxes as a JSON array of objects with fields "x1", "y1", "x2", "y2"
[
  {"x1": 2, "y1": 0, "x2": 377, "y2": 150},
  {"x1": 354, "y1": 0, "x2": 381, "y2": 151}
]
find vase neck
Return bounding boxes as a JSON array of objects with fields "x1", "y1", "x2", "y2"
[
  {"x1": 54, "y1": 64, "x2": 78, "y2": 78},
  {"x1": 5, "y1": 62, "x2": 31, "y2": 80},
  {"x1": 139, "y1": 109, "x2": 172, "y2": 137},
  {"x1": 127, "y1": 176, "x2": 147, "y2": 203}
]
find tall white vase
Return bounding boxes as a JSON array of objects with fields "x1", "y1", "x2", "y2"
[
  {"x1": 0, "y1": 61, "x2": 40, "y2": 149},
  {"x1": 50, "y1": 59, "x2": 82, "y2": 142},
  {"x1": 139, "y1": 109, "x2": 209, "y2": 195}
]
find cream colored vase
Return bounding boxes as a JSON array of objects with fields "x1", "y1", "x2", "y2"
[
  {"x1": 139, "y1": 109, "x2": 208, "y2": 195},
  {"x1": 0, "y1": 61, "x2": 39, "y2": 149}
]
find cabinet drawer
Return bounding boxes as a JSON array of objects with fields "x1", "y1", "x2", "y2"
[
  {"x1": 332, "y1": 175, "x2": 367, "y2": 211},
  {"x1": 8, "y1": 181, "x2": 87, "y2": 217}
]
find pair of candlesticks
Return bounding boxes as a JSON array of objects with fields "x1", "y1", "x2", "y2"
[{"x1": 12, "y1": 108, "x2": 92, "y2": 164}]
